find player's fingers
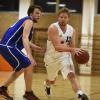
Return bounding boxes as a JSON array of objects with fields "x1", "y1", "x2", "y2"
[
  {"x1": 78, "y1": 49, "x2": 85, "y2": 54},
  {"x1": 75, "y1": 49, "x2": 83, "y2": 55},
  {"x1": 80, "y1": 48, "x2": 87, "y2": 52},
  {"x1": 78, "y1": 50, "x2": 83, "y2": 54},
  {"x1": 31, "y1": 60, "x2": 37, "y2": 66},
  {"x1": 33, "y1": 62, "x2": 37, "y2": 66},
  {"x1": 75, "y1": 52, "x2": 80, "y2": 56}
]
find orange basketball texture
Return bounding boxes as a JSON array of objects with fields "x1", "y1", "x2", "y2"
[{"x1": 74, "y1": 50, "x2": 89, "y2": 64}]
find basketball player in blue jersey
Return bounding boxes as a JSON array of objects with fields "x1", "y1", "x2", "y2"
[
  {"x1": 44, "y1": 8, "x2": 89, "y2": 100},
  {"x1": 0, "y1": 5, "x2": 43, "y2": 100}
]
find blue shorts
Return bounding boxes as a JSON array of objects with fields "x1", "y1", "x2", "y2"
[{"x1": 0, "y1": 44, "x2": 31, "y2": 71}]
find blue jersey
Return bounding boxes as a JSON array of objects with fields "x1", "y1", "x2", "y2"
[
  {"x1": 0, "y1": 16, "x2": 33, "y2": 71},
  {"x1": 1, "y1": 16, "x2": 33, "y2": 50}
]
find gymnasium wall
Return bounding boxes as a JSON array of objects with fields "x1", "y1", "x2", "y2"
[
  {"x1": 0, "y1": 12, "x2": 18, "y2": 71},
  {"x1": 0, "y1": 12, "x2": 18, "y2": 38},
  {"x1": 92, "y1": 16, "x2": 100, "y2": 74}
]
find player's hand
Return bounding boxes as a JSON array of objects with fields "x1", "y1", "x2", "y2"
[
  {"x1": 34, "y1": 47, "x2": 46, "y2": 53},
  {"x1": 31, "y1": 58, "x2": 37, "y2": 67},
  {"x1": 30, "y1": 43, "x2": 46, "y2": 53},
  {"x1": 72, "y1": 48, "x2": 85, "y2": 56},
  {"x1": 28, "y1": 55, "x2": 37, "y2": 66}
]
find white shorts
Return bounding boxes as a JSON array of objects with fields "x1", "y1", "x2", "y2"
[{"x1": 44, "y1": 54, "x2": 75, "y2": 81}]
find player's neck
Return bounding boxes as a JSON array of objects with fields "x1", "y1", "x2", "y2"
[{"x1": 59, "y1": 24, "x2": 67, "y2": 33}]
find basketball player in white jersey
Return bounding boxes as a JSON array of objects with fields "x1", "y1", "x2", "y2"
[{"x1": 44, "y1": 8, "x2": 89, "y2": 100}]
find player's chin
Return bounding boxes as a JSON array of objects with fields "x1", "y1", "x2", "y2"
[
  {"x1": 61, "y1": 23, "x2": 66, "y2": 26},
  {"x1": 33, "y1": 19, "x2": 38, "y2": 23}
]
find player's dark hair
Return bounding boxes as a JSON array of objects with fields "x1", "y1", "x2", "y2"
[
  {"x1": 58, "y1": 8, "x2": 70, "y2": 17},
  {"x1": 27, "y1": 5, "x2": 42, "y2": 16}
]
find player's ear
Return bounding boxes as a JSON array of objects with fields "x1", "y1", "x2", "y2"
[
  {"x1": 30, "y1": 13, "x2": 33, "y2": 16},
  {"x1": 67, "y1": 17, "x2": 70, "y2": 22},
  {"x1": 57, "y1": 15, "x2": 59, "y2": 21}
]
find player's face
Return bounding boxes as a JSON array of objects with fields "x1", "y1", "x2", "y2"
[
  {"x1": 58, "y1": 13, "x2": 69, "y2": 26},
  {"x1": 32, "y1": 8, "x2": 42, "y2": 23}
]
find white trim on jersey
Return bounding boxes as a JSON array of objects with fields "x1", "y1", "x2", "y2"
[
  {"x1": 15, "y1": 34, "x2": 23, "y2": 47},
  {"x1": 16, "y1": 47, "x2": 27, "y2": 57},
  {"x1": 7, "y1": 46, "x2": 20, "y2": 71},
  {"x1": 6, "y1": 25, "x2": 23, "y2": 45},
  {"x1": 0, "y1": 44, "x2": 13, "y2": 48}
]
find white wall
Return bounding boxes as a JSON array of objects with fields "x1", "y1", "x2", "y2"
[{"x1": 19, "y1": 0, "x2": 31, "y2": 19}]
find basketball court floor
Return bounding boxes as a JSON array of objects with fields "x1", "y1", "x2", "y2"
[{"x1": 0, "y1": 72, "x2": 100, "y2": 100}]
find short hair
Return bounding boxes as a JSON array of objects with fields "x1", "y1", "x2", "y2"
[
  {"x1": 27, "y1": 5, "x2": 42, "y2": 16},
  {"x1": 58, "y1": 8, "x2": 70, "y2": 17}
]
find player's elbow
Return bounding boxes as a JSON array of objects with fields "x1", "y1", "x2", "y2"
[
  {"x1": 22, "y1": 36, "x2": 29, "y2": 44},
  {"x1": 22, "y1": 34, "x2": 28, "y2": 40}
]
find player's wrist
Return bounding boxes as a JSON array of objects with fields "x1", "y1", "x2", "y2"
[{"x1": 70, "y1": 47, "x2": 75, "y2": 52}]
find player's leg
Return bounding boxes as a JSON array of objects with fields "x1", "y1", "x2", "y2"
[
  {"x1": 44, "y1": 78, "x2": 56, "y2": 97},
  {"x1": 0, "y1": 46, "x2": 39, "y2": 100},
  {"x1": 44, "y1": 60, "x2": 60, "y2": 97},
  {"x1": 0, "y1": 70, "x2": 24, "y2": 100},
  {"x1": 13, "y1": 47, "x2": 40, "y2": 100},
  {"x1": 0, "y1": 46, "x2": 25, "y2": 100},
  {"x1": 0, "y1": 46, "x2": 25, "y2": 86},
  {"x1": 0, "y1": 70, "x2": 23, "y2": 100},
  {"x1": 67, "y1": 72, "x2": 89, "y2": 100},
  {"x1": 23, "y1": 64, "x2": 40, "y2": 100},
  {"x1": 61, "y1": 56, "x2": 89, "y2": 100},
  {"x1": 24, "y1": 65, "x2": 33, "y2": 92},
  {"x1": 2, "y1": 69, "x2": 24, "y2": 87}
]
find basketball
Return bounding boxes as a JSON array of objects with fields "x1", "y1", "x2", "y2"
[{"x1": 74, "y1": 50, "x2": 89, "y2": 64}]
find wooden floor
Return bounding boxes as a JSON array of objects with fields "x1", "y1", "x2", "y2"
[{"x1": 0, "y1": 72, "x2": 100, "y2": 100}]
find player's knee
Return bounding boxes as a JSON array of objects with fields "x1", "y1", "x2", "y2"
[
  {"x1": 67, "y1": 72, "x2": 75, "y2": 80},
  {"x1": 50, "y1": 80, "x2": 55, "y2": 84},
  {"x1": 25, "y1": 65, "x2": 33, "y2": 72},
  {"x1": 46, "y1": 79, "x2": 55, "y2": 85}
]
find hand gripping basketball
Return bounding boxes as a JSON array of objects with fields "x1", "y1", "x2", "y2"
[{"x1": 74, "y1": 49, "x2": 89, "y2": 64}]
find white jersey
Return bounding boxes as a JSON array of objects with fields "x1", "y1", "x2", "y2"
[{"x1": 44, "y1": 22, "x2": 74, "y2": 64}]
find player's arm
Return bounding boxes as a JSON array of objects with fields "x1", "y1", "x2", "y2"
[
  {"x1": 48, "y1": 25, "x2": 74, "y2": 52},
  {"x1": 22, "y1": 20, "x2": 37, "y2": 66},
  {"x1": 70, "y1": 29, "x2": 85, "y2": 55},
  {"x1": 70, "y1": 29, "x2": 76, "y2": 48},
  {"x1": 30, "y1": 42, "x2": 45, "y2": 52}
]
